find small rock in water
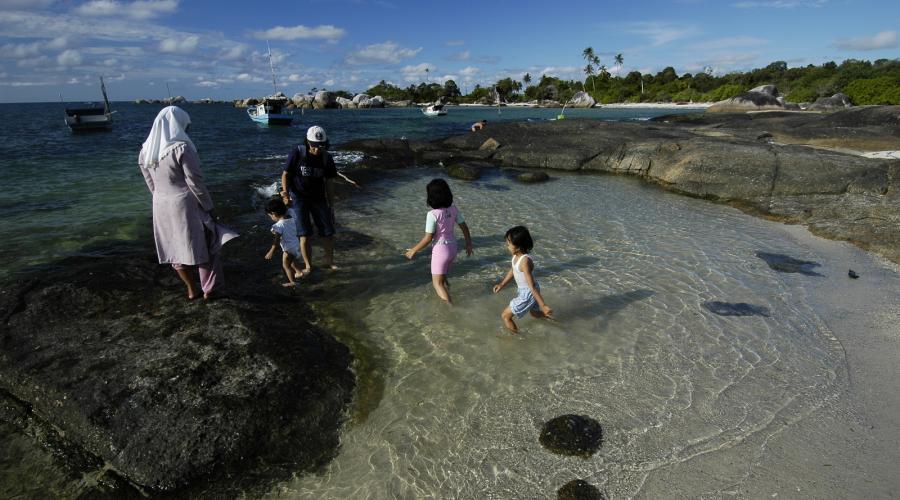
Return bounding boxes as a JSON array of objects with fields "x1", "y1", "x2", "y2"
[
  {"x1": 539, "y1": 414, "x2": 603, "y2": 457},
  {"x1": 517, "y1": 171, "x2": 550, "y2": 183},
  {"x1": 848, "y1": 269, "x2": 859, "y2": 279},
  {"x1": 557, "y1": 479, "x2": 605, "y2": 500},
  {"x1": 755, "y1": 251, "x2": 823, "y2": 276},
  {"x1": 702, "y1": 301, "x2": 770, "y2": 317},
  {"x1": 447, "y1": 163, "x2": 481, "y2": 181}
]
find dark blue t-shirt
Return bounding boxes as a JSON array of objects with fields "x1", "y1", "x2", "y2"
[{"x1": 283, "y1": 145, "x2": 337, "y2": 201}]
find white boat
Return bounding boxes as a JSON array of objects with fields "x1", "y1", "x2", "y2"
[
  {"x1": 64, "y1": 76, "x2": 113, "y2": 132},
  {"x1": 421, "y1": 103, "x2": 447, "y2": 117},
  {"x1": 247, "y1": 96, "x2": 293, "y2": 126},
  {"x1": 248, "y1": 41, "x2": 293, "y2": 126}
]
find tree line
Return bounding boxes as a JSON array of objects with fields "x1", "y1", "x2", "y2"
[{"x1": 359, "y1": 58, "x2": 899, "y2": 105}]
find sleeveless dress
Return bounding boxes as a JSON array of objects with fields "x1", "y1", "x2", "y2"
[
  {"x1": 510, "y1": 254, "x2": 541, "y2": 318},
  {"x1": 427, "y1": 205, "x2": 461, "y2": 275}
]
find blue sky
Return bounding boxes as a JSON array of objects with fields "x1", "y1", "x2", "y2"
[{"x1": 0, "y1": 0, "x2": 897, "y2": 102}]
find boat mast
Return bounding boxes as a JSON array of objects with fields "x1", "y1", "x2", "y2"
[
  {"x1": 100, "y1": 76, "x2": 111, "y2": 114},
  {"x1": 267, "y1": 40, "x2": 278, "y2": 96}
]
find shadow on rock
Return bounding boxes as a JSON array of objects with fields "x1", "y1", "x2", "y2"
[
  {"x1": 702, "y1": 301, "x2": 770, "y2": 317},
  {"x1": 755, "y1": 251, "x2": 824, "y2": 276},
  {"x1": 0, "y1": 243, "x2": 355, "y2": 496}
]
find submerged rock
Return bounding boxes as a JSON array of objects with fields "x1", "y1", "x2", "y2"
[
  {"x1": 702, "y1": 301, "x2": 770, "y2": 317},
  {"x1": 755, "y1": 251, "x2": 824, "y2": 276},
  {"x1": 539, "y1": 414, "x2": 603, "y2": 457},
  {"x1": 557, "y1": 479, "x2": 605, "y2": 500},
  {"x1": 517, "y1": 171, "x2": 550, "y2": 183},
  {"x1": 447, "y1": 163, "x2": 482, "y2": 180},
  {"x1": 0, "y1": 247, "x2": 355, "y2": 492}
]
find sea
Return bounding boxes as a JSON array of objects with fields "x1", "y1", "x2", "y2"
[{"x1": 0, "y1": 103, "x2": 893, "y2": 498}]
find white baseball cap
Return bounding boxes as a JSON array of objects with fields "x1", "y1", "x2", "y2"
[{"x1": 306, "y1": 125, "x2": 327, "y2": 143}]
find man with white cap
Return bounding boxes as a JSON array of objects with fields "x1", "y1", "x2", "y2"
[{"x1": 280, "y1": 125, "x2": 359, "y2": 275}]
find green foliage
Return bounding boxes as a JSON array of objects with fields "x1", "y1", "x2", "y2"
[
  {"x1": 844, "y1": 76, "x2": 900, "y2": 105},
  {"x1": 350, "y1": 58, "x2": 900, "y2": 105}
]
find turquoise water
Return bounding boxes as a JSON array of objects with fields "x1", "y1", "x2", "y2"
[{"x1": 0, "y1": 103, "x2": 696, "y2": 278}]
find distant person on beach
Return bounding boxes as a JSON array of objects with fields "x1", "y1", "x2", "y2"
[
  {"x1": 492, "y1": 226, "x2": 553, "y2": 333},
  {"x1": 280, "y1": 125, "x2": 360, "y2": 276},
  {"x1": 139, "y1": 106, "x2": 237, "y2": 300},
  {"x1": 404, "y1": 178, "x2": 474, "y2": 304},
  {"x1": 264, "y1": 198, "x2": 305, "y2": 287},
  {"x1": 471, "y1": 119, "x2": 487, "y2": 132}
]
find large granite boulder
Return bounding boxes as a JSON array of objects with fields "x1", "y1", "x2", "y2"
[
  {"x1": 163, "y1": 96, "x2": 186, "y2": 105},
  {"x1": 313, "y1": 91, "x2": 338, "y2": 109},
  {"x1": 0, "y1": 245, "x2": 355, "y2": 493},
  {"x1": 291, "y1": 93, "x2": 314, "y2": 109},
  {"x1": 807, "y1": 93, "x2": 853, "y2": 111},
  {"x1": 707, "y1": 87, "x2": 784, "y2": 113},
  {"x1": 365, "y1": 95, "x2": 385, "y2": 108},
  {"x1": 336, "y1": 96, "x2": 355, "y2": 109},
  {"x1": 352, "y1": 93, "x2": 370, "y2": 105},
  {"x1": 387, "y1": 100, "x2": 413, "y2": 107},
  {"x1": 568, "y1": 91, "x2": 595, "y2": 108}
]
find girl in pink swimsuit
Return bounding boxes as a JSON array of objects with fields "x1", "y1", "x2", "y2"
[{"x1": 404, "y1": 178, "x2": 474, "y2": 304}]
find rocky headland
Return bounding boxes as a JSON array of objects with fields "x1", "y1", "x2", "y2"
[{"x1": 343, "y1": 105, "x2": 900, "y2": 265}]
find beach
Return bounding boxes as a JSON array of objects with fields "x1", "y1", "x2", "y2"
[{"x1": 1, "y1": 103, "x2": 899, "y2": 498}]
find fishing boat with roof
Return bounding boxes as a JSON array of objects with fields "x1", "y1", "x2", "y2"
[
  {"x1": 248, "y1": 41, "x2": 293, "y2": 126},
  {"x1": 421, "y1": 102, "x2": 447, "y2": 117},
  {"x1": 64, "y1": 76, "x2": 114, "y2": 132}
]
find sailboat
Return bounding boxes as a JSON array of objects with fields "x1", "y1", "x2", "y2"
[
  {"x1": 64, "y1": 76, "x2": 114, "y2": 131},
  {"x1": 247, "y1": 41, "x2": 293, "y2": 126}
]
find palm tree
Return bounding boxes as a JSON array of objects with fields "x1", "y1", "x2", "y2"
[
  {"x1": 523, "y1": 72, "x2": 531, "y2": 88},
  {"x1": 582, "y1": 47, "x2": 597, "y2": 94},
  {"x1": 583, "y1": 63, "x2": 595, "y2": 93},
  {"x1": 614, "y1": 53, "x2": 624, "y2": 74}
]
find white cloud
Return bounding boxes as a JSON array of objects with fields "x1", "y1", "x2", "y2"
[
  {"x1": 75, "y1": 0, "x2": 179, "y2": 20},
  {"x1": 323, "y1": 79, "x2": 334, "y2": 86},
  {"x1": 459, "y1": 66, "x2": 479, "y2": 77},
  {"x1": 401, "y1": 62, "x2": 437, "y2": 82},
  {"x1": 103, "y1": 58, "x2": 117, "y2": 66},
  {"x1": 0, "y1": 0, "x2": 55, "y2": 7},
  {"x1": 219, "y1": 44, "x2": 245, "y2": 60},
  {"x1": 0, "y1": 80, "x2": 55, "y2": 86},
  {"x1": 159, "y1": 35, "x2": 198, "y2": 54},
  {"x1": 624, "y1": 22, "x2": 696, "y2": 46},
  {"x1": 17, "y1": 55, "x2": 49, "y2": 67},
  {"x1": 236, "y1": 73, "x2": 263, "y2": 82},
  {"x1": 196, "y1": 80, "x2": 218, "y2": 87},
  {"x1": 45, "y1": 37, "x2": 68, "y2": 50},
  {"x1": 57, "y1": 49, "x2": 82, "y2": 65},
  {"x1": 346, "y1": 41, "x2": 421, "y2": 64},
  {"x1": 253, "y1": 25, "x2": 345, "y2": 43},
  {"x1": 835, "y1": 30, "x2": 897, "y2": 51},
  {"x1": 449, "y1": 50, "x2": 469, "y2": 61},
  {"x1": 1, "y1": 41, "x2": 42, "y2": 58}
]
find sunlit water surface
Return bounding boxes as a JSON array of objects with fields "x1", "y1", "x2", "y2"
[{"x1": 273, "y1": 168, "x2": 844, "y2": 498}]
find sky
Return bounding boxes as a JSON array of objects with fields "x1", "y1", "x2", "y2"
[{"x1": 0, "y1": 0, "x2": 897, "y2": 102}]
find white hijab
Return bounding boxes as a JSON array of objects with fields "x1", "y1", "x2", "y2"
[{"x1": 139, "y1": 106, "x2": 196, "y2": 169}]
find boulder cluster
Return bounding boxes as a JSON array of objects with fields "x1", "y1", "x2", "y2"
[
  {"x1": 708, "y1": 84, "x2": 854, "y2": 113},
  {"x1": 232, "y1": 91, "x2": 394, "y2": 110}
]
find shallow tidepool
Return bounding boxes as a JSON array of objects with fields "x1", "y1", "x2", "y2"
[{"x1": 272, "y1": 167, "x2": 894, "y2": 499}]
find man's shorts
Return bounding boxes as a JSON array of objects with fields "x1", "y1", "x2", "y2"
[{"x1": 289, "y1": 197, "x2": 335, "y2": 237}]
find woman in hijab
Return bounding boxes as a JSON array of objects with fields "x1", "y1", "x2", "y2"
[{"x1": 139, "y1": 106, "x2": 236, "y2": 300}]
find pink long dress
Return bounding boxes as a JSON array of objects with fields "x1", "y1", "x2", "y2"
[{"x1": 139, "y1": 143, "x2": 215, "y2": 265}]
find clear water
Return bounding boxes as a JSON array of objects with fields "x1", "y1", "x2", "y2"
[
  {"x1": 277, "y1": 168, "x2": 845, "y2": 498},
  {"x1": 0, "y1": 103, "x2": 866, "y2": 497}
]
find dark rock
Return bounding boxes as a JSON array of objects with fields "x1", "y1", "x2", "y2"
[
  {"x1": 755, "y1": 251, "x2": 823, "y2": 276},
  {"x1": 702, "y1": 301, "x2": 770, "y2": 317},
  {"x1": 756, "y1": 132, "x2": 773, "y2": 140},
  {"x1": 707, "y1": 90, "x2": 784, "y2": 113},
  {"x1": 447, "y1": 163, "x2": 482, "y2": 181},
  {"x1": 557, "y1": 479, "x2": 605, "y2": 500},
  {"x1": 808, "y1": 93, "x2": 852, "y2": 112},
  {"x1": 0, "y1": 248, "x2": 355, "y2": 492},
  {"x1": 539, "y1": 414, "x2": 603, "y2": 457},
  {"x1": 848, "y1": 269, "x2": 859, "y2": 279},
  {"x1": 517, "y1": 171, "x2": 550, "y2": 183}
]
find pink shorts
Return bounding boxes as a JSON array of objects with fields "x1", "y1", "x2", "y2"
[{"x1": 430, "y1": 243, "x2": 458, "y2": 275}]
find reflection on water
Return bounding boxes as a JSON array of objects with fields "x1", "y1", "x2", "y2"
[{"x1": 276, "y1": 168, "x2": 845, "y2": 498}]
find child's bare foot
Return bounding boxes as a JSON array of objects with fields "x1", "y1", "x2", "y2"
[
  {"x1": 282, "y1": 282, "x2": 296, "y2": 288},
  {"x1": 294, "y1": 268, "x2": 312, "y2": 279},
  {"x1": 328, "y1": 264, "x2": 340, "y2": 271}
]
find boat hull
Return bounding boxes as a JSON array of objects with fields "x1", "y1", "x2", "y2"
[{"x1": 64, "y1": 113, "x2": 112, "y2": 132}]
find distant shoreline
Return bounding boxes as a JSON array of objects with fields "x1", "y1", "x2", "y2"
[{"x1": 455, "y1": 102, "x2": 713, "y2": 109}]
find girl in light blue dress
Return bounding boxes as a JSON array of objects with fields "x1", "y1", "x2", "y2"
[{"x1": 492, "y1": 226, "x2": 553, "y2": 333}]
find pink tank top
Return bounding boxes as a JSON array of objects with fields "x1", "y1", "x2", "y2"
[{"x1": 430, "y1": 206, "x2": 459, "y2": 245}]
